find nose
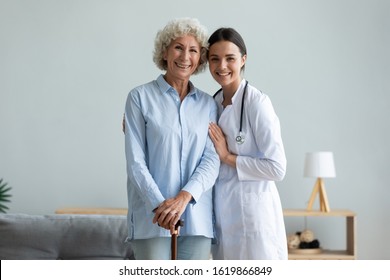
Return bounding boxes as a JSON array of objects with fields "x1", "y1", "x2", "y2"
[
  {"x1": 180, "y1": 49, "x2": 190, "y2": 60},
  {"x1": 218, "y1": 58, "x2": 227, "y2": 69}
]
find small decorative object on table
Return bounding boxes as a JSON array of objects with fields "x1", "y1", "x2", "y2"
[{"x1": 287, "y1": 229, "x2": 322, "y2": 254}]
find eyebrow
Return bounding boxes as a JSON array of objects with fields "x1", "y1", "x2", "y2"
[
  {"x1": 174, "y1": 41, "x2": 199, "y2": 49},
  {"x1": 209, "y1": 53, "x2": 236, "y2": 57}
]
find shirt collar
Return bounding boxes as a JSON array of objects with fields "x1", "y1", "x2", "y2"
[
  {"x1": 231, "y1": 79, "x2": 247, "y2": 104},
  {"x1": 156, "y1": 74, "x2": 198, "y2": 99}
]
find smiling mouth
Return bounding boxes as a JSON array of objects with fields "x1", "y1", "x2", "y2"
[
  {"x1": 176, "y1": 62, "x2": 191, "y2": 69},
  {"x1": 217, "y1": 72, "x2": 231, "y2": 76}
]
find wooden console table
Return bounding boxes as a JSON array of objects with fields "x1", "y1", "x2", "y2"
[{"x1": 283, "y1": 209, "x2": 356, "y2": 259}]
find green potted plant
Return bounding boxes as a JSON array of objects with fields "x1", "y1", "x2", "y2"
[{"x1": 0, "y1": 178, "x2": 12, "y2": 213}]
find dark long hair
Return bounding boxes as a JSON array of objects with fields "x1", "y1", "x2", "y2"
[{"x1": 208, "y1": 27, "x2": 247, "y2": 71}]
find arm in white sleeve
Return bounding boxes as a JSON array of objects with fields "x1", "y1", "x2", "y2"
[{"x1": 236, "y1": 94, "x2": 286, "y2": 181}]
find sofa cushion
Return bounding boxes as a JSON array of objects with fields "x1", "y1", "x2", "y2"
[{"x1": 0, "y1": 213, "x2": 135, "y2": 260}]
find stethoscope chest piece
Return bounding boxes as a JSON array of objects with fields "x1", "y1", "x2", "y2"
[
  {"x1": 214, "y1": 80, "x2": 249, "y2": 146},
  {"x1": 236, "y1": 132, "x2": 245, "y2": 145}
]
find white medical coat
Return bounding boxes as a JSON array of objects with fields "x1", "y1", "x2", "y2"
[{"x1": 212, "y1": 79, "x2": 288, "y2": 260}]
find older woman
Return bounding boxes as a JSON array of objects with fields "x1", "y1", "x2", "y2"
[{"x1": 124, "y1": 18, "x2": 220, "y2": 260}]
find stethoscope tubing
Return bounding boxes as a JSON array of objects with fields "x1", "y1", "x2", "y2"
[
  {"x1": 213, "y1": 80, "x2": 249, "y2": 144},
  {"x1": 238, "y1": 80, "x2": 249, "y2": 134}
]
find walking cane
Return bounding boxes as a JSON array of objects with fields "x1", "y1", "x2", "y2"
[{"x1": 171, "y1": 219, "x2": 184, "y2": 260}]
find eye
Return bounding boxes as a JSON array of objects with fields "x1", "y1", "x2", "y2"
[
  {"x1": 174, "y1": 45, "x2": 183, "y2": 50},
  {"x1": 190, "y1": 49, "x2": 198, "y2": 53}
]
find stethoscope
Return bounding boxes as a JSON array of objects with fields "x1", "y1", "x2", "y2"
[{"x1": 213, "y1": 80, "x2": 249, "y2": 145}]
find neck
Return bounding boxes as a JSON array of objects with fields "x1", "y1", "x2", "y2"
[
  {"x1": 164, "y1": 74, "x2": 189, "y2": 101},
  {"x1": 221, "y1": 78, "x2": 243, "y2": 105}
]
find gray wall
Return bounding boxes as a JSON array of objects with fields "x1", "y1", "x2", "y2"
[{"x1": 1, "y1": 0, "x2": 389, "y2": 259}]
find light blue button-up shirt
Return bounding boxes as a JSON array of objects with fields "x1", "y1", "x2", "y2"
[{"x1": 124, "y1": 75, "x2": 220, "y2": 240}]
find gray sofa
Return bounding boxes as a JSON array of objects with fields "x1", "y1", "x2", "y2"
[{"x1": 0, "y1": 213, "x2": 135, "y2": 260}]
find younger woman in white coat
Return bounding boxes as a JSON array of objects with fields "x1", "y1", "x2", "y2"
[{"x1": 208, "y1": 27, "x2": 288, "y2": 260}]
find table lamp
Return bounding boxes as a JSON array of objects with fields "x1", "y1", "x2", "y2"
[{"x1": 304, "y1": 151, "x2": 336, "y2": 212}]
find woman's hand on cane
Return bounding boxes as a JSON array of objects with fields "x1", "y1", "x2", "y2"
[{"x1": 153, "y1": 190, "x2": 191, "y2": 235}]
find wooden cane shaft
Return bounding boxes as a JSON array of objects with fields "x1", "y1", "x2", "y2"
[
  {"x1": 171, "y1": 233, "x2": 178, "y2": 260},
  {"x1": 171, "y1": 220, "x2": 184, "y2": 260}
]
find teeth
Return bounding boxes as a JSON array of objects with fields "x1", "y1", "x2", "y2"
[
  {"x1": 176, "y1": 63, "x2": 190, "y2": 69},
  {"x1": 218, "y1": 72, "x2": 230, "y2": 76}
]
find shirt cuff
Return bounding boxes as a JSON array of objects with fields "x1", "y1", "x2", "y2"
[{"x1": 182, "y1": 180, "x2": 201, "y2": 204}]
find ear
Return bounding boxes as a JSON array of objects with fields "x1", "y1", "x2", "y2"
[
  {"x1": 241, "y1": 54, "x2": 247, "y2": 68},
  {"x1": 163, "y1": 50, "x2": 168, "y2": 61}
]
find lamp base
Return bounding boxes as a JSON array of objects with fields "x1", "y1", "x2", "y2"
[{"x1": 306, "y1": 178, "x2": 330, "y2": 212}]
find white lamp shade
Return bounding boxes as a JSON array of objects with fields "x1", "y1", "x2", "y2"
[{"x1": 304, "y1": 151, "x2": 336, "y2": 178}]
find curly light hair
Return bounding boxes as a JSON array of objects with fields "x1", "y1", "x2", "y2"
[{"x1": 153, "y1": 18, "x2": 208, "y2": 75}]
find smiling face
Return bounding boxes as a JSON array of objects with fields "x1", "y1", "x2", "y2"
[
  {"x1": 163, "y1": 35, "x2": 201, "y2": 83},
  {"x1": 208, "y1": 40, "x2": 246, "y2": 91}
]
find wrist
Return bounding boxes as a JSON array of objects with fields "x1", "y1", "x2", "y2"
[
  {"x1": 222, "y1": 152, "x2": 237, "y2": 168},
  {"x1": 179, "y1": 190, "x2": 193, "y2": 204}
]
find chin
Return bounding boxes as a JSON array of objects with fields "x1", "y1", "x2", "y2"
[{"x1": 215, "y1": 77, "x2": 231, "y2": 86}]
